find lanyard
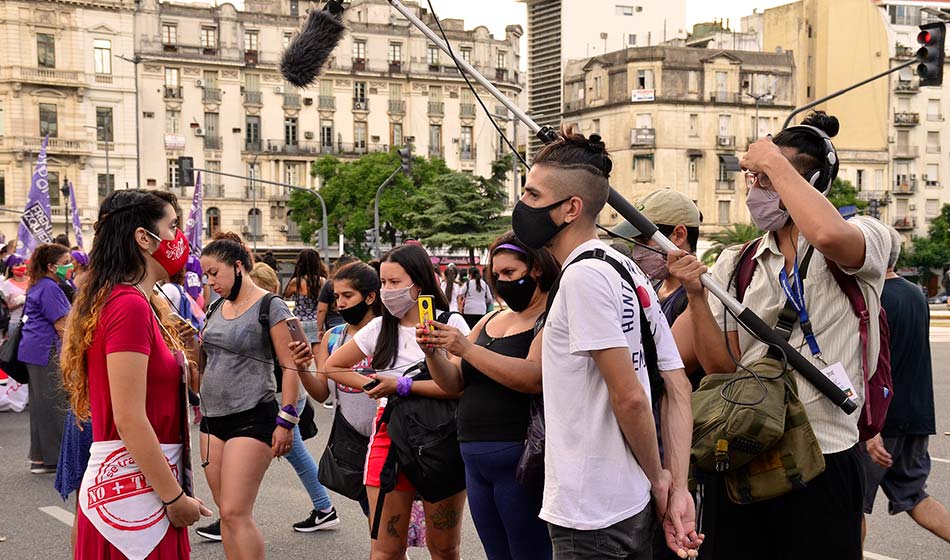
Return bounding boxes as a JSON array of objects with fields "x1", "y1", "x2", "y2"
[{"x1": 778, "y1": 259, "x2": 821, "y2": 357}]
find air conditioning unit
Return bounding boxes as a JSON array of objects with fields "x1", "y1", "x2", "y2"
[
  {"x1": 269, "y1": 144, "x2": 280, "y2": 152},
  {"x1": 279, "y1": 225, "x2": 288, "y2": 232},
  {"x1": 303, "y1": 97, "x2": 313, "y2": 106},
  {"x1": 909, "y1": 204, "x2": 917, "y2": 211},
  {"x1": 304, "y1": 131, "x2": 314, "y2": 140},
  {"x1": 274, "y1": 85, "x2": 285, "y2": 94},
  {"x1": 195, "y1": 79, "x2": 204, "y2": 87},
  {"x1": 718, "y1": 137, "x2": 731, "y2": 146},
  {"x1": 194, "y1": 127, "x2": 206, "y2": 136},
  {"x1": 922, "y1": 174, "x2": 929, "y2": 181}
]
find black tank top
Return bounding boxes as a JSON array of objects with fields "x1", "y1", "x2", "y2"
[{"x1": 457, "y1": 312, "x2": 535, "y2": 442}]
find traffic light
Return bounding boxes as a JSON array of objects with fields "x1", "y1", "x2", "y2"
[
  {"x1": 398, "y1": 147, "x2": 412, "y2": 175},
  {"x1": 916, "y1": 22, "x2": 945, "y2": 87},
  {"x1": 177, "y1": 156, "x2": 195, "y2": 187}
]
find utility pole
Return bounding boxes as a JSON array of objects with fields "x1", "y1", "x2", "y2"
[
  {"x1": 744, "y1": 91, "x2": 773, "y2": 140},
  {"x1": 117, "y1": 54, "x2": 142, "y2": 188}
]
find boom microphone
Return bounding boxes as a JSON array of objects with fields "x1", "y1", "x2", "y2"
[{"x1": 281, "y1": 8, "x2": 346, "y2": 88}]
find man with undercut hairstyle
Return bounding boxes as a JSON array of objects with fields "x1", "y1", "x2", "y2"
[{"x1": 512, "y1": 130, "x2": 702, "y2": 559}]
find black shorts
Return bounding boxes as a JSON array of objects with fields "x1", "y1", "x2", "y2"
[
  {"x1": 200, "y1": 400, "x2": 277, "y2": 445},
  {"x1": 860, "y1": 434, "x2": 932, "y2": 515}
]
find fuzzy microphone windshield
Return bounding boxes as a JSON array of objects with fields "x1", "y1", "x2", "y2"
[{"x1": 281, "y1": 8, "x2": 346, "y2": 88}]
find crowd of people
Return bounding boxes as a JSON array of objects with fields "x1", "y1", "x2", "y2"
[{"x1": 1, "y1": 112, "x2": 948, "y2": 560}]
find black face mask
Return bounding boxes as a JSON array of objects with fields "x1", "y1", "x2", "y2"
[
  {"x1": 226, "y1": 265, "x2": 243, "y2": 301},
  {"x1": 339, "y1": 299, "x2": 370, "y2": 325},
  {"x1": 512, "y1": 197, "x2": 572, "y2": 250},
  {"x1": 494, "y1": 274, "x2": 537, "y2": 312}
]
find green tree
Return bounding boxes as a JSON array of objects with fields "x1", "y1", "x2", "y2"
[
  {"x1": 826, "y1": 178, "x2": 868, "y2": 211},
  {"x1": 903, "y1": 203, "x2": 950, "y2": 283},
  {"x1": 701, "y1": 223, "x2": 763, "y2": 265},
  {"x1": 405, "y1": 155, "x2": 512, "y2": 263},
  {"x1": 288, "y1": 151, "x2": 449, "y2": 259}
]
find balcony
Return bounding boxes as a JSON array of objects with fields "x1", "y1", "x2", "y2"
[
  {"x1": 894, "y1": 112, "x2": 920, "y2": 126},
  {"x1": 893, "y1": 216, "x2": 916, "y2": 230},
  {"x1": 353, "y1": 97, "x2": 369, "y2": 111},
  {"x1": 894, "y1": 145, "x2": 919, "y2": 158},
  {"x1": 94, "y1": 73, "x2": 113, "y2": 84},
  {"x1": 204, "y1": 182, "x2": 226, "y2": 198},
  {"x1": 319, "y1": 96, "x2": 335, "y2": 109},
  {"x1": 265, "y1": 139, "x2": 321, "y2": 155},
  {"x1": 164, "y1": 86, "x2": 183, "y2": 99},
  {"x1": 388, "y1": 99, "x2": 406, "y2": 114},
  {"x1": 1, "y1": 65, "x2": 84, "y2": 88},
  {"x1": 245, "y1": 51, "x2": 258, "y2": 65},
  {"x1": 203, "y1": 135, "x2": 222, "y2": 150},
  {"x1": 630, "y1": 128, "x2": 656, "y2": 147},
  {"x1": 564, "y1": 99, "x2": 585, "y2": 112},
  {"x1": 353, "y1": 58, "x2": 366, "y2": 71},
  {"x1": 895, "y1": 80, "x2": 919, "y2": 94},
  {"x1": 710, "y1": 91, "x2": 740, "y2": 103},
  {"x1": 460, "y1": 147, "x2": 475, "y2": 161},
  {"x1": 283, "y1": 93, "x2": 301, "y2": 108},
  {"x1": 202, "y1": 88, "x2": 221, "y2": 103},
  {"x1": 460, "y1": 103, "x2": 477, "y2": 118},
  {"x1": 428, "y1": 101, "x2": 445, "y2": 116},
  {"x1": 716, "y1": 180, "x2": 736, "y2": 193},
  {"x1": 893, "y1": 178, "x2": 917, "y2": 194},
  {"x1": 429, "y1": 146, "x2": 444, "y2": 158},
  {"x1": 244, "y1": 140, "x2": 263, "y2": 152},
  {"x1": 927, "y1": 144, "x2": 942, "y2": 154},
  {"x1": 18, "y1": 136, "x2": 91, "y2": 155},
  {"x1": 244, "y1": 90, "x2": 262, "y2": 105},
  {"x1": 895, "y1": 44, "x2": 915, "y2": 59},
  {"x1": 716, "y1": 135, "x2": 736, "y2": 148},
  {"x1": 246, "y1": 186, "x2": 265, "y2": 199},
  {"x1": 388, "y1": 61, "x2": 402, "y2": 73},
  {"x1": 495, "y1": 68, "x2": 509, "y2": 82},
  {"x1": 924, "y1": 176, "x2": 941, "y2": 188}
]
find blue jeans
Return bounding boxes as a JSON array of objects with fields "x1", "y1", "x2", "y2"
[
  {"x1": 285, "y1": 397, "x2": 333, "y2": 511},
  {"x1": 460, "y1": 441, "x2": 552, "y2": 560}
]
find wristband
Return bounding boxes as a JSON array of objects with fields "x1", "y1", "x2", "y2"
[
  {"x1": 162, "y1": 489, "x2": 185, "y2": 507},
  {"x1": 276, "y1": 405, "x2": 299, "y2": 429},
  {"x1": 396, "y1": 376, "x2": 413, "y2": 397}
]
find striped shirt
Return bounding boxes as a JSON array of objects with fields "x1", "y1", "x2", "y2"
[{"x1": 707, "y1": 216, "x2": 890, "y2": 453}]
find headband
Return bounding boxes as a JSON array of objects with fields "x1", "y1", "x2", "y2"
[{"x1": 493, "y1": 243, "x2": 528, "y2": 256}]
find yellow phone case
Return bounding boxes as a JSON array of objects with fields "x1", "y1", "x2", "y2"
[{"x1": 418, "y1": 295, "x2": 434, "y2": 324}]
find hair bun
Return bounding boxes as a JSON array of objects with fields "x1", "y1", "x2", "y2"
[
  {"x1": 587, "y1": 134, "x2": 607, "y2": 153},
  {"x1": 802, "y1": 111, "x2": 839, "y2": 138}
]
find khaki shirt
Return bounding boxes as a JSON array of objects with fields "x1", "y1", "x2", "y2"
[{"x1": 707, "y1": 216, "x2": 890, "y2": 453}]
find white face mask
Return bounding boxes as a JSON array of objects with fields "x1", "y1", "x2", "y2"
[{"x1": 380, "y1": 284, "x2": 416, "y2": 318}]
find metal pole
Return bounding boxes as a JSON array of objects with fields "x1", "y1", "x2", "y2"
[
  {"x1": 754, "y1": 99, "x2": 760, "y2": 141},
  {"x1": 782, "y1": 58, "x2": 916, "y2": 129},
  {"x1": 374, "y1": 166, "x2": 402, "y2": 258},
  {"x1": 118, "y1": 54, "x2": 142, "y2": 188},
  {"x1": 104, "y1": 138, "x2": 111, "y2": 191}
]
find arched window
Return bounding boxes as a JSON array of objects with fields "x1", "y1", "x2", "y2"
[
  {"x1": 248, "y1": 208, "x2": 262, "y2": 236},
  {"x1": 286, "y1": 209, "x2": 300, "y2": 238},
  {"x1": 206, "y1": 207, "x2": 220, "y2": 238}
]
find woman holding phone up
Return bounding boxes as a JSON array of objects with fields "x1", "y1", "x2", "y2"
[
  {"x1": 324, "y1": 244, "x2": 471, "y2": 560},
  {"x1": 197, "y1": 239, "x2": 299, "y2": 560}
]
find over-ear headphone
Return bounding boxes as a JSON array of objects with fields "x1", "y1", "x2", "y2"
[{"x1": 784, "y1": 124, "x2": 839, "y2": 195}]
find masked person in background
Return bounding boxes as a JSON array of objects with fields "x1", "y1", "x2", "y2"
[{"x1": 668, "y1": 111, "x2": 890, "y2": 559}]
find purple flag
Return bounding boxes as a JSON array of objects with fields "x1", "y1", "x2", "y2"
[
  {"x1": 15, "y1": 135, "x2": 53, "y2": 260},
  {"x1": 68, "y1": 180, "x2": 83, "y2": 250},
  {"x1": 183, "y1": 172, "x2": 204, "y2": 299}
]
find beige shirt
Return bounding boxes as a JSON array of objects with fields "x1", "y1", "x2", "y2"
[{"x1": 707, "y1": 216, "x2": 890, "y2": 453}]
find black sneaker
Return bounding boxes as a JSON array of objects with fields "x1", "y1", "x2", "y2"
[
  {"x1": 196, "y1": 519, "x2": 222, "y2": 541},
  {"x1": 293, "y1": 508, "x2": 340, "y2": 532}
]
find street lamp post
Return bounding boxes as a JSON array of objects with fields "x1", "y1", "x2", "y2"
[
  {"x1": 84, "y1": 124, "x2": 111, "y2": 194},
  {"x1": 744, "y1": 91, "x2": 773, "y2": 141},
  {"x1": 116, "y1": 54, "x2": 142, "y2": 188},
  {"x1": 60, "y1": 176, "x2": 70, "y2": 238},
  {"x1": 373, "y1": 167, "x2": 402, "y2": 258}
]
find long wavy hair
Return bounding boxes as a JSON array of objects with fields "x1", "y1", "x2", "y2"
[
  {"x1": 28, "y1": 243, "x2": 70, "y2": 287},
  {"x1": 291, "y1": 248, "x2": 328, "y2": 299},
  {"x1": 61, "y1": 190, "x2": 183, "y2": 421}
]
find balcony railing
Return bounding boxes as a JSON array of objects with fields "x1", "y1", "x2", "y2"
[
  {"x1": 388, "y1": 99, "x2": 406, "y2": 114},
  {"x1": 460, "y1": 147, "x2": 475, "y2": 161},
  {"x1": 315, "y1": 142, "x2": 391, "y2": 156},
  {"x1": 893, "y1": 216, "x2": 916, "y2": 230},
  {"x1": 353, "y1": 58, "x2": 366, "y2": 71},
  {"x1": 894, "y1": 145, "x2": 919, "y2": 158},
  {"x1": 266, "y1": 139, "x2": 320, "y2": 154},
  {"x1": 460, "y1": 103, "x2": 476, "y2": 117},
  {"x1": 203, "y1": 135, "x2": 222, "y2": 150},
  {"x1": 893, "y1": 178, "x2": 917, "y2": 194},
  {"x1": 716, "y1": 180, "x2": 735, "y2": 193},
  {"x1": 353, "y1": 97, "x2": 369, "y2": 111},
  {"x1": 245, "y1": 50, "x2": 258, "y2": 65},
  {"x1": 94, "y1": 73, "x2": 113, "y2": 84},
  {"x1": 19, "y1": 136, "x2": 91, "y2": 154},
  {"x1": 495, "y1": 68, "x2": 509, "y2": 81},
  {"x1": 283, "y1": 93, "x2": 301, "y2": 108},
  {"x1": 389, "y1": 61, "x2": 402, "y2": 73},
  {"x1": 204, "y1": 183, "x2": 226, "y2": 198},
  {"x1": 244, "y1": 90, "x2": 262, "y2": 105},
  {"x1": 244, "y1": 140, "x2": 262, "y2": 152},
  {"x1": 630, "y1": 128, "x2": 656, "y2": 147},
  {"x1": 163, "y1": 86, "x2": 183, "y2": 99},
  {"x1": 716, "y1": 135, "x2": 736, "y2": 148},
  {"x1": 319, "y1": 95, "x2": 335, "y2": 109},
  {"x1": 895, "y1": 80, "x2": 919, "y2": 93},
  {"x1": 428, "y1": 101, "x2": 444, "y2": 115},
  {"x1": 429, "y1": 146, "x2": 444, "y2": 158},
  {"x1": 1, "y1": 65, "x2": 84, "y2": 87},
  {"x1": 564, "y1": 99, "x2": 585, "y2": 112},
  {"x1": 202, "y1": 87, "x2": 221, "y2": 103},
  {"x1": 894, "y1": 112, "x2": 920, "y2": 126},
  {"x1": 710, "y1": 91, "x2": 740, "y2": 103},
  {"x1": 895, "y1": 44, "x2": 915, "y2": 59}
]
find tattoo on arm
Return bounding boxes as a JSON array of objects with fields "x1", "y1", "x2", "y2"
[
  {"x1": 430, "y1": 503, "x2": 461, "y2": 530},
  {"x1": 386, "y1": 514, "x2": 401, "y2": 538}
]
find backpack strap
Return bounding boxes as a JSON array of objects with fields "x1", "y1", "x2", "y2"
[
  {"x1": 824, "y1": 260, "x2": 872, "y2": 410},
  {"x1": 436, "y1": 310, "x2": 462, "y2": 324},
  {"x1": 735, "y1": 238, "x2": 763, "y2": 302}
]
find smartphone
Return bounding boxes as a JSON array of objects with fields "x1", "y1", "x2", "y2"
[
  {"x1": 286, "y1": 317, "x2": 310, "y2": 348},
  {"x1": 418, "y1": 295, "x2": 434, "y2": 325},
  {"x1": 363, "y1": 379, "x2": 381, "y2": 391}
]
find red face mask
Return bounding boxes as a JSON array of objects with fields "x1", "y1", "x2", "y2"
[
  {"x1": 146, "y1": 228, "x2": 190, "y2": 279},
  {"x1": 11, "y1": 265, "x2": 27, "y2": 277}
]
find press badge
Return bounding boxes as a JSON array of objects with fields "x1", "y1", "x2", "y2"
[{"x1": 821, "y1": 362, "x2": 856, "y2": 400}]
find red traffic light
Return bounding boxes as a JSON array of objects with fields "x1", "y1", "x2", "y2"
[{"x1": 918, "y1": 30, "x2": 933, "y2": 44}]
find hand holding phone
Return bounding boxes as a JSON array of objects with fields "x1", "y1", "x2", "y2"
[
  {"x1": 418, "y1": 295, "x2": 434, "y2": 325},
  {"x1": 286, "y1": 317, "x2": 310, "y2": 348}
]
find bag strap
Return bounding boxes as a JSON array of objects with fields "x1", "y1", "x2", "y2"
[
  {"x1": 735, "y1": 238, "x2": 763, "y2": 302},
  {"x1": 824, "y1": 260, "x2": 872, "y2": 413},
  {"x1": 258, "y1": 293, "x2": 281, "y2": 368}
]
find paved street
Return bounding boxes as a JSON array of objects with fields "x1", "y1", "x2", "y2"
[{"x1": 1, "y1": 341, "x2": 948, "y2": 559}]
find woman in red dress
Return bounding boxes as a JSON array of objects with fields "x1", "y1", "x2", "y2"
[{"x1": 61, "y1": 190, "x2": 211, "y2": 559}]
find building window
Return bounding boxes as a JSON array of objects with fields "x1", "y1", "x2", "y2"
[
  {"x1": 927, "y1": 163, "x2": 940, "y2": 186},
  {"x1": 391, "y1": 122, "x2": 403, "y2": 147},
  {"x1": 592, "y1": 118, "x2": 601, "y2": 134},
  {"x1": 388, "y1": 43, "x2": 402, "y2": 63},
  {"x1": 94, "y1": 39, "x2": 112, "y2": 74},
  {"x1": 164, "y1": 67, "x2": 180, "y2": 97},
  {"x1": 47, "y1": 171, "x2": 60, "y2": 207},
  {"x1": 496, "y1": 50, "x2": 506, "y2": 68},
  {"x1": 96, "y1": 107, "x2": 114, "y2": 142},
  {"x1": 290, "y1": 0, "x2": 299, "y2": 16},
  {"x1": 320, "y1": 121, "x2": 333, "y2": 147},
  {"x1": 167, "y1": 158, "x2": 180, "y2": 188},
  {"x1": 0, "y1": 172, "x2": 6, "y2": 206},
  {"x1": 354, "y1": 122, "x2": 367, "y2": 150},
  {"x1": 283, "y1": 32, "x2": 293, "y2": 49},
  {"x1": 874, "y1": 169, "x2": 884, "y2": 191},
  {"x1": 689, "y1": 114, "x2": 698, "y2": 136},
  {"x1": 37, "y1": 33, "x2": 56, "y2": 68},
  {"x1": 207, "y1": 207, "x2": 221, "y2": 237},
  {"x1": 926, "y1": 198, "x2": 939, "y2": 219},
  {"x1": 354, "y1": 81, "x2": 366, "y2": 100},
  {"x1": 246, "y1": 73, "x2": 260, "y2": 93},
  {"x1": 429, "y1": 85, "x2": 443, "y2": 100},
  {"x1": 284, "y1": 116, "x2": 298, "y2": 146},
  {"x1": 628, "y1": 34, "x2": 637, "y2": 46},
  {"x1": 688, "y1": 71, "x2": 699, "y2": 93},
  {"x1": 162, "y1": 23, "x2": 177, "y2": 45},
  {"x1": 98, "y1": 173, "x2": 115, "y2": 200},
  {"x1": 856, "y1": 169, "x2": 865, "y2": 190},
  {"x1": 429, "y1": 124, "x2": 442, "y2": 156},
  {"x1": 286, "y1": 162, "x2": 302, "y2": 186},
  {"x1": 166, "y1": 109, "x2": 180, "y2": 134},
  {"x1": 718, "y1": 200, "x2": 731, "y2": 225},
  {"x1": 688, "y1": 157, "x2": 698, "y2": 181},
  {"x1": 633, "y1": 155, "x2": 653, "y2": 182},
  {"x1": 616, "y1": 5, "x2": 634, "y2": 16},
  {"x1": 245, "y1": 115, "x2": 260, "y2": 149},
  {"x1": 39, "y1": 103, "x2": 58, "y2": 137},
  {"x1": 248, "y1": 208, "x2": 262, "y2": 236},
  {"x1": 427, "y1": 45, "x2": 439, "y2": 67},
  {"x1": 718, "y1": 160, "x2": 733, "y2": 182},
  {"x1": 353, "y1": 40, "x2": 366, "y2": 61},
  {"x1": 637, "y1": 69, "x2": 654, "y2": 89},
  {"x1": 593, "y1": 76, "x2": 603, "y2": 98},
  {"x1": 201, "y1": 27, "x2": 217, "y2": 50},
  {"x1": 460, "y1": 47, "x2": 472, "y2": 63},
  {"x1": 460, "y1": 126, "x2": 473, "y2": 160},
  {"x1": 888, "y1": 5, "x2": 921, "y2": 26},
  {"x1": 927, "y1": 131, "x2": 940, "y2": 153},
  {"x1": 244, "y1": 31, "x2": 258, "y2": 52},
  {"x1": 389, "y1": 83, "x2": 403, "y2": 100},
  {"x1": 0, "y1": 100, "x2": 4, "y2": 137}
]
